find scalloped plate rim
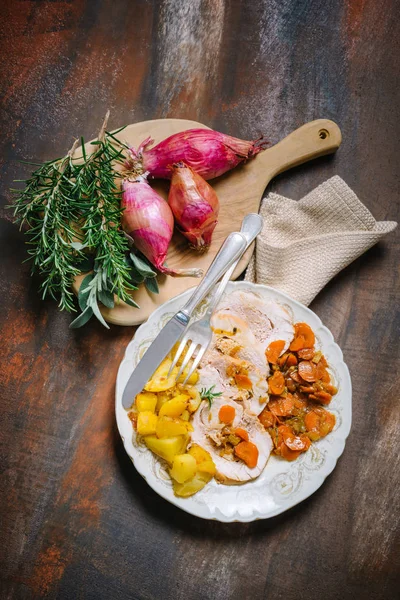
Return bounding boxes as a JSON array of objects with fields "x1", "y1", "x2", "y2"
[{"x1": 115, "y1": 282, "x2": 352, "y2": 522}]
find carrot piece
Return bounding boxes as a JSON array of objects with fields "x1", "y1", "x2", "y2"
[
  {"x1": 268, "y1": 371, "x2": 285, "y2": 395},
  {"x1": 234, "y1": 427, "x2": 249, "y2": 441},
  {"x1": 314, "y1": 390, "x2": 332, "y2": 405},
  {"x1": 289, "y1": 335, "x2": 305, "y2": 351},
  {"x1": 258, "y1": 407, "x2": 276, "y2": 428},
  {"x1": 298, "y1": 360, "x2": 317, "y2": 382},
  {"x1": 234, "y1": 373, "x2": 253, "y2": 390},
  {"x1": 278, "y1": 441, "x2": 301, "y2": 461},
  {"x1": 323, "y1": 383, "x2": 338, "y2": 395},
  {"x1": 219, "y1": 404, "x2": 236, "y2": 424},
  {"x1": 268, "y1": 396, "x2": 295, "y2": 417},
  {"x1": 234, "y1": 441, "x2": 259, "y2": 468},
  {"x1": 294, "y1": 323, "x2": 315, "y2": 347},
  {"x1": 265, "y1": 340, "x2": 286, "y2": 364},
  {"x1": 285, "y1": 353, "x2": 298, "y2": 367},
  {"x1": 277, "y1": 353, "x2": 289, "y2": 367},
  {"x1": 293, "y1": 395, "x2": 308, "y2": 410},
  {"x1": 304, "y1": 411, "x2": 320, "y2": 432},
  {"x1": 290, "y1": 370, "x2": 302, "y2": 383},
  {"x1": 298, "y1": 347, "x2": 315, "y2": 360},
  {"x1": 300, "y1": 385, "x2": 315, "y2": 394}
]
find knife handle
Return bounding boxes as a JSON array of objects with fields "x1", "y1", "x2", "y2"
[{"x1": 182, "y1": 231, "x2": 247, "y2": 316}]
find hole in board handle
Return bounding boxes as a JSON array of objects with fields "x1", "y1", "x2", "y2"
[{"x1": 319, "y1": 129, "x2": 329, "y2": 140}]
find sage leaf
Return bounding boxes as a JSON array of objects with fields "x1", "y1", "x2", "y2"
[
  {"x1": 78, "y1": 274, "x2": 94, "y2": 310},
  {"x1": 144, "y1": 277, "x2": 159, "y2": 294},
  {"x1": 90, "y1": 297, "x2": 110, "y2": 329},
  {"x1": 130, "y1": 252, "x2": 157, "y2": 278},
  {"x1": 69, "y1": 306, "x2": 93, "y2": 329},
  {"x1": 98, "y1": 289, "x2": 115, "y2": 309}
]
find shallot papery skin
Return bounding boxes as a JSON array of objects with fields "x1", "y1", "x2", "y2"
[
  {"x1": 168, "y1": 162, "x2": 219, "y2": 250},
  {"x1": 128, "y1": 129, "x2": 267, "y2": 180},
  {"x1": 121, "y1": 177, "x2": 202, "y2": 277}
]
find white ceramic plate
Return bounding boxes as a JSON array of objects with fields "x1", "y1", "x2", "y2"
[{"x1": 115, "y1": 282, "x2": 352, "y2": 522}]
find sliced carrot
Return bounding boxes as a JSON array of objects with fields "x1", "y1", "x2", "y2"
[
  {"x1": 265, "y1": 340, "x2": 285, "y2": 364},
  {"x1": 219, "y1": 404, "x2": 236, "y2": 424},
  {"x1": 323, "y1": 383, "x2": 338, "y2": 395},
  {"x1": 290, "y1": 370, "x2": 302, "y2": 383},
  {"x1": 278, "y1": 441, "x2": 302, "y2": 461},
  {"x1": 314, "y1": 390, "x2": 332, "y2": 405},
  {"x1": 268, "y1": 370, "x2": 285, "y2": 395},
  {"x1": 294, "y1": 323, "x2": 315, "y2": 347},
  {"x1": 304, "y1": 410, "x2": 320, "y2": 432},
  {"x1": 300, "y1": 385, "x2": 316, "y2": 394},
  {"x1": 269, "y1": 396, "x2": 295, "y2": 417},
  {"x1": 234, "y1": 427, "x2": 249, "y2": 441},
  {"x1": 298, "y1": 360, "x2": 317, "y2": 382},
  {"x1": 289, "y1": 335, "x2": 305, "y2": 351},
  {"x1": 298, "y1": 347, "x2": 315, "y2": 360},
  {"x1": 258, "y1": 407, "x2": 276, "y2": 428},
  {"x1": 234, "y1": 373, "x2": 253, "y2": 390},
  {"x1": 293, "y1": 395, "x2": 308, "y2": 410},
  {"x1": 286, "y1": 353, "x2": 298, "y2": 367},
  {"x1": 234, "y1": 441, "x2": 259, "y2": 468},
  {"x1": 277, "y1": 352, "x2": 289, "y2": 367}
]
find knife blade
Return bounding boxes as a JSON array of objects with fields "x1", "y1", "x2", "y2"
[{"x1": 121, "y1": 231, "x2": 247, "y2": 409}]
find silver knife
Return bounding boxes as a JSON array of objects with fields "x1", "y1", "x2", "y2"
[{"x1": 122, "y1": 231, "x2": 247, "y2": 409}]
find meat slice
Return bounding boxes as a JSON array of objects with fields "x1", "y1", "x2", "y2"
[
  {"x1": 191, "y1": 400, "x2": 273, "y2": 484},
  {"x1": 216, "y1": 290, "x2": 294, "y2": 353}
]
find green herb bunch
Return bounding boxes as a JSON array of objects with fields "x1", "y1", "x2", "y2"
[{"x1": 11, "y1": 112, "x2": 158, "y2": 328}]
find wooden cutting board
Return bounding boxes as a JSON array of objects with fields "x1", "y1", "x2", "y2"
[{"x1": 73, "y1": 118, "x2": 341, "y2": 326}]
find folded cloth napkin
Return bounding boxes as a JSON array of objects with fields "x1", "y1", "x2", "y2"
[{"x1": 245, "y1": 176, "x2": 397, "y2": 306}]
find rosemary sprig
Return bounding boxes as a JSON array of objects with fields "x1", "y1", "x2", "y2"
[
  {"x1": 70, "y1": 113, "x2": 138, "y2": 328},
  {"x1": 200, "y1": 386, "x2": 222, "y2": 408},
  {"x1": 11, "y1": 139, "x2": 84, "y2": 312}
]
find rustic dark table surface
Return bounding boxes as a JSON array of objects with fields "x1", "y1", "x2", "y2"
[{"x1": 1, "y1": 1, "x2": 399, "y2": 599}]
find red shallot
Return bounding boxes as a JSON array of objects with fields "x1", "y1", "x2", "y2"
[
  {"x1": 127, "y1": 129, "x2": 267, "y2": 180},
  {"x1": 121, "y1": 176, "x2": 202, "y2": 277},
  {"x1": 168, "y1": 162, "x2": 219, "y2": 250}
]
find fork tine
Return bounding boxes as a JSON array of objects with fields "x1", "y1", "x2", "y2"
[
  {"x1": 175, "y1": 341, "x2": 197, "y2": 382},
  {"x1": 182, "y1": 344, "x2": 207, "y2": 385},
  {"x1": 168, "y1": 335, "x2": 189, "y2": 376}
]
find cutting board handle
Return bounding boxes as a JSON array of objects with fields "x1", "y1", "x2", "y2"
[{"x1": 257, "y1": 119, "x2": 342, "y2": 183}]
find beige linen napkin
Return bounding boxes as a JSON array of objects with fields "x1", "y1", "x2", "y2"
[{"x1": 245, "y1": 176, "x2": 397, "y2": 306}]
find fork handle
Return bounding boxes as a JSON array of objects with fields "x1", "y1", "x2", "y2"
[
  {"x1": 205, "y1": 213, "x2": 263, "y2": 316},
  {"x1": 181, "y1": 232, "x2": 247, "y2": 316}
]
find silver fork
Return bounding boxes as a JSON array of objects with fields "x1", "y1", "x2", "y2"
[{"x1": 169, "y1": 213, "x2": 263, "y2": 384}]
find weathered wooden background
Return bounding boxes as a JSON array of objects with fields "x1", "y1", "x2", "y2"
[{"x1": 1, "y1": 1, "x2": 399, "y2": 599}]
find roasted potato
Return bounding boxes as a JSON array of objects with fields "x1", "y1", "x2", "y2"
[
  {"x1": 137, "y1": 411, "x2": 158, "y2": 436},
  {"x1": 169, "y1": 454, "x2": 197, "y2": 483},
  {"x1": 173, "y1": 471, "x2": 213, "y2": 497},
  {"x1": 144, "y1": 434, "x2": 189, "y2": 465},
  {"x1": 156, "y1": 416, "x2": 188, "y2": 438},
  {"x1": 158, "y1": 395, "x2": 188, "y2": 418},
  {"x1": 135, "y1": 392, "x2": 157, "y2": 413},
  {"x1": 144, "y1": 358, "x2": 178, "y2": 392}
]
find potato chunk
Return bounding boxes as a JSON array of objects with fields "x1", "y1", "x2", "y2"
[
  {"x1": 137, "y1": 411, "x2": 158, "y2": 436},
  {"x1": 158, "y1": 395, "x2": 188, "y2": 418},
  {"x1": 188, "y1": 444, "x2": 216, "y2": 475},
  {"x1": 173, "y1": 471, "x2": 213, "y2": 497},
  {"x1": 156, "y1": 416, "x2": 188, "y2": 438},
  {"x1": 169, "y1": 454, "x2": 197, "y2": 483},
  {"x1": 144, "y1": 358, "x2": 178, "y2": 392},
  {"x1": 144, "y1": 435, "x2": 188, "y2": 465},
  {"x1": 135, "y1": 392, "x2": 157, "y2": 413}
]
